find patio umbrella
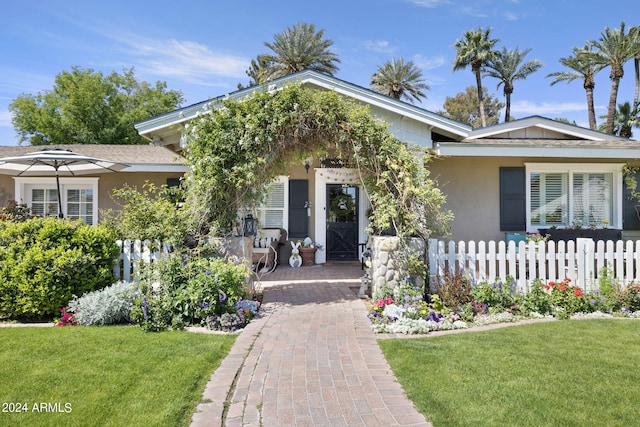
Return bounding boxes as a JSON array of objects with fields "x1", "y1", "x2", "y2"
[{"x1": 0, "y1": 148, "x2": 127, "y2": 218}]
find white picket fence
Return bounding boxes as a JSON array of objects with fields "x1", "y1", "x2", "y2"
[
  {"x1": 113, "y1": 239, "x2": 173, "y2": 282},
  {"x1": 428, "y1": 238, "x2": 640, "y2": 292}
]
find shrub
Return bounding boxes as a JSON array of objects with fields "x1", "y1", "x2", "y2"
[
  {"x1": 103, "y1": 182, "x2": 191, "y2": 246},
  {"x1": 521, "y1": 279, "x2": 554, "y2": 315},
  {"x1": 435, "y1": 270, "x2": 471, "y2": 310},
  {"x1": 0, "y1": 200, "x2": 34, "y2": 222},
  {"x1": 0, "y1": 218, "x2": 119, "y2": 320},
  {"x1": 469, "y1": 278, "x2": 520, "y2": 313},
  {"x1": 619, "y1": 285, "x2": 640, "y2": 312},
  {"x1": 66, "y1": 281, "x2": 142, "y2": 325},
  {"x1": 131, "y1": 253, "x2": 252, "y2": 332}
]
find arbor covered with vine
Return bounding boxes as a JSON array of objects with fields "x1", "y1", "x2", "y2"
[{"x1": 183, "y1": 83, "x2": 451, "y2": 242}]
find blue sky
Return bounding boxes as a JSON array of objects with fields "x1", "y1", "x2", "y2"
[{"x1": 1, "y1": 0, "x2": 638, "y2": 145}]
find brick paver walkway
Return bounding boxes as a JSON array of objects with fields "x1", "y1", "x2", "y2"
[{"x1": 191, "y1": 264, "x2": 431, "y2": 427}]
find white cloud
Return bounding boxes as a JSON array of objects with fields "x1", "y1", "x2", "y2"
[
  {"x1": 460, "y1": 6, "x2": 488, "y2": 18},
  {"x1": 364, "y1": 40, "x2": 396, "y2": 54},
  {"x1": 409, "y1": 0, "x2": 452, "y2": 7},
  {"x1": 412, "y1": 54, "x2": 446, "y2": 71},
  {"x1": 122, "y1": 37, "x2": 250, "y2": 84},
  {"x1": 502, "y1": 11, "x2": 519, "y2": 21},
  {"x1": 0, "y1": 111, "x2": 12, "y2": 127}
]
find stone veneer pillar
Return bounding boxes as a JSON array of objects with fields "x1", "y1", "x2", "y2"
[{"x1": 368, "y1": 236, "x2": 426, "y2": 297}]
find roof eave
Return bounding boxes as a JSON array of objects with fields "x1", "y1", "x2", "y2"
[
  {"x1": 135, "y1": 70, "x2": 472, "y2": 141},
  {"x1": 436, "y1": 143, "x2": 640, "y2": 159}
]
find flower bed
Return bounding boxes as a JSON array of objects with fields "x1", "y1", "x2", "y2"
[{"x1": 369, "y1": 276, "x2": 640, "y2": 334}]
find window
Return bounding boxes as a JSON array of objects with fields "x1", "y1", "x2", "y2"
[
  {"x1": 31, "y1": 188, "x2": 60, "y2": 218},
  {"x1": 66, "y1": 188, "x2": 94, "y2": 224},
  {"x1": 15, "y1": 178, "x2": 99, "y2": 225},
  {"x1": 525, "y1": 163, "x2": 622, "y2": 231},
  {"x1": 255, "y1": 176, "x2": 288, "y2": 229}
]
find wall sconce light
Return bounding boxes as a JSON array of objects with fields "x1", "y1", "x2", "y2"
[
  {"x1": 243, "y1": 214, "x2": 257, "y2": 237},
  {"x1": 303, "y1": 158, "x2": 313, "y2": 174}
]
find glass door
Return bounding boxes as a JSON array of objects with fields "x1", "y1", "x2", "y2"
[{"x1": 326, "y1": 184, "x2": 358, "y2": 260}]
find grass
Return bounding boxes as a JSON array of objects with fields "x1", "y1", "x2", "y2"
[
  {"x1": 379, "y1": 319, "x2": 640, "y2": 427},
  {"x1": 0, "y1": 326, "x2": 236, "y2": 427}
]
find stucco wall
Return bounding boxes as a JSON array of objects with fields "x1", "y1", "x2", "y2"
[
  {"x1": 429, "y1": 156, "x2": 627, "y2": 242},
  {"x1": 0, "y1": 172, "x2": 185, "y2": 221},
  {"x1": 96, "y1": 172, "x2": 186, "y2": 215}
]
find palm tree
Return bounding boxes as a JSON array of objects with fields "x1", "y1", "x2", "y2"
[
  {"x1": 258, "y1": 22, "x2": 340, "y2": 81},
  {"x1": 453, "y1": 27, "x2": 499, "y2": 127},
  {"x1": 613, "y1": 101, "x2": 640, "y2": 138},
  {"x1": 370, "y1": 58, "x2": 430, "y2": 103},
  {"x1": 483, "y1": 47, "x2": 543, "y2": 122},
  {"x1": 546, "y1": 45, "x2": 605, "y2": 130},
  {"x1": 590, "y1": 22, "x2": 635, "y2": 135},
  {"x1": 629, "y1": 26, "x2": 640, "y2": 108},
  {"x1": 238, "y1": 56, "x2": 275, "y2": 88}
]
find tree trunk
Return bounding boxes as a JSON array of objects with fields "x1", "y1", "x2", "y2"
[
  {"x1": 605, "y1": 77, "x2": 621, "y2": 135},
  {"x1": 586, "y1": 86, "x2": 597, "y2": 130},
  {"x1": 475, "y1": 69, "x2": 486, "y2": 127},
  {"x1": 634, "y1": 57, "x2": 639, "y2": 108},
  {"x1": 504, "y1": 85, "x2": 513, "y2": 122}
]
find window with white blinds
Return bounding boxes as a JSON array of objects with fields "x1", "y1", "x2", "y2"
[
  {"x1": 256, "y1": 177, "x2": 288, "y2": 229},
  {"x1": 530, "y1": 173, "x2": 567, "y2": 226},
  {"x1": 31, "y1": 188, "x2": 59, "y2": 218},
  {"x1": 572, "y1": 173, "x2": 612, "y2": 227},
  {"x1": 526, "y1": 164, "x2": 621, "y2": 231},
  {"x1": 15, "y1": 178, "x2": 99, "y2": 225}
]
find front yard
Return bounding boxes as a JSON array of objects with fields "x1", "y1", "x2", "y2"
[
  {"x1": 0, "y1": 326, "x2": 235, "y2": 427},
  {"x1": 381, "y1": 319, "x2": 640, "y2": 426}
]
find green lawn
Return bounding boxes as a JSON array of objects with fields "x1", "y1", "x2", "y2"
[
  {"x1": 380, "y1": 320, "x2": 640, "y2": 427},
  {"x1": 0, "y1": 326, "x2": 235, "y2": 427}
]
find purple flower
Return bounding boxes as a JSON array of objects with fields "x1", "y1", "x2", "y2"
[{"x1": 199, "y1": 302, "x2": 209, "y2": 308}]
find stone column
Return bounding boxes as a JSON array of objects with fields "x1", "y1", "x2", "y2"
[{"x1": 368, "y1": 236, "x2": 426, "y2": 297}]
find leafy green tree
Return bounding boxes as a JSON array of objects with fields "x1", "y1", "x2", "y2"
[
  {"x1": 10, "y1": 67, "x2": 183, "y2": 145},
  {"x1": 483, "y1": 47, "x2": 543, "y2": 122},
  {"x1": 252, "y1": 22, "x2": 340, "y2": 83},
  {"x1": 370, "y1": 58, "x2": 430, "y2": 103},
  {"x1": 589, "y1": 22, "x2": 635, "y2": 135},
  {"x1": 453, "y1": 27, "x2": 499, "y2": 127},
  {"x1": 437, "y1": 86, "x2": 504, "y2": 128},
  {"x1": 547, "y1": 45, "x2": 605, "y2": 130}
]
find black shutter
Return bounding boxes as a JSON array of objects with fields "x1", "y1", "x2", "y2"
[
  {"x1": 288, "y1": 180, "x2": 308, "y2": 238},
  {"x1": 623, "y1": 169, "x2": 640, "y2": 230},
  {"x1": 500, "y1": 167, "x2": 525, "y2": 231}
]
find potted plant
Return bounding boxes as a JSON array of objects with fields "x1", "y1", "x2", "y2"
[{"x1": 298, "y1": 237, "x2": 322, "y2": 266}]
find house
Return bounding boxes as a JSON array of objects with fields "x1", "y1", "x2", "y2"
[
  {"x1": 0, "y1": 144, "x2": 188, "y2": 224},
  {"x1": 428, "y1": 116, "x2": 640, "y2": 242},
  {"x1": 134, "y1": 70, "x2": 640, "y2": 262},
  {"x1": 135, "y1": 70, "x2": 470, "y2": 263}
]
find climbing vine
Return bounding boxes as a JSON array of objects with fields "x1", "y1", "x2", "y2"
[{"x1": 183, "y1": 83, "x2": 451, "y2": 240}]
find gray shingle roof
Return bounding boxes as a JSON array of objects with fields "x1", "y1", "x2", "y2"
[{"x1": 0, "y1": 145, "x2": 185, "y2": 165}]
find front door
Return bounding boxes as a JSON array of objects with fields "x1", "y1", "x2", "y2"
[
  {"x1": 326, "y1": 184, "x2": 358, "y2": 260},
  {"x1": 288, "y1": 179, "x2": 308, "y2": 239}
]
